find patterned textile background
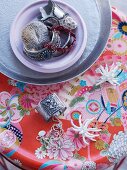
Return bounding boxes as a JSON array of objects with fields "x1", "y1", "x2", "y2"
[{"x1": 1, "y1": 1, "x2": 127, "y2": 170}]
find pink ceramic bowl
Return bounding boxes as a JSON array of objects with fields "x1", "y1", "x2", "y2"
[{"x1": 10, "y1": 0, "x2": 87, "y2": 73}]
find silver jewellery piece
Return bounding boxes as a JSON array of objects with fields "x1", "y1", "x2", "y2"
[
  {"x1": 71, "y1": 115, "x2": 101, "y2": 145},
  {"x1": 107, "y1": 131, "x2": 127, "y2": 163},
  {"x1": 96, "y1": 62, "x2": 122, "y2": 86},
  {"x1": 40, "y1": 0, "x2": 77, "y2": 30},
  {"x1": 59, "y1": 15, "x2": 78, "y2": 30},
  {"x1": 51, "y1": 29, "x2": 72, "y2": 57},
  {"x1": 36, "y1": 93, "x2": 66, "y2": 121},
  {"x1": 62, "y1": 32, "x2": 71, "y2": 48},
  {"x1": 23, "y1": 31, "x2": 61, "y2": 61},
  {"x1": 40, "y1": 0, "x2": 67, "y2": 21},
  {"x1": 51, "y1": 31, "x2": 61, "y2": 48},
  {"x1": 23, "y1": 47, "x2": 53, "y2": 61},
  {"x1": 22, "y1": 21, "x2": 50, "y2": 51}
]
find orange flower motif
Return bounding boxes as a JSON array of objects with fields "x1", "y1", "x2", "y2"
[
  {"x1": 112, "y1": 118, "x2": 122, "y2": 127},
  {"x1": 95, "y1": 140, "x2": 106, "y2": 150},
  {"x1": 124, "y1": 101, "x2": 127, "y2": 107}
]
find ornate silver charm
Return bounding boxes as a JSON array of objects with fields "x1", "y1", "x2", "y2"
[
  {"x1": 23, "y1": 47, "x2": 53, "y2": 61},
  {"x1": 59, "y1": 16, "x2": 77, "y2": 30},
  {"x1": 40, "y1": 0, "x2": 66, "y2": 21},
  {"x1": 23, "y1": 30, "x2": 61, "y2": 61},
  {"x1": 40, "y1": 0, "x2": 77, "y2": 30},
  {"x1": 36, "y1": 94, "x2": 66, "y2": 121}
]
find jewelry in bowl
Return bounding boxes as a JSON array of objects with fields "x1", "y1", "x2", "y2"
[{"x1": 10, "y1": 0, "x2": 87, "y2": 73}]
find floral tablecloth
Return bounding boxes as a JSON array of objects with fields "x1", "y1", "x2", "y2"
[{"x1": 0, "y1": 8, "x2": 127, "y2": 170}]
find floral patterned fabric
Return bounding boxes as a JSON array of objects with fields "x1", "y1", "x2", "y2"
[{"x1": 0, "y1": 8, "x2": 127, "y2": 170}]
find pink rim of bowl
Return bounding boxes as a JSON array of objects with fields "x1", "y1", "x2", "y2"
[{"x1": 10, "y1": 0, "x2": 87, "y2": 73}]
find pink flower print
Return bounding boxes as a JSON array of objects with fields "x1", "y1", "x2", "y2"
[
  {"x1": 76, "y1": 86, "x2": 92, "y2": 97},
  {"x1": 18, "y1": 93, "x2": 34, "y2": 111},
  {"x1": 112, "y1": 39, "x2": 127, "y2": 56},
  {"x1": 122, "y1": 113, "x2": 127, "y2": 130},
  {"x1": 0, "y1": 130, "x2": 16, "y2": 148},
  {"x1": 0, "y1": 92, "x2": 20, "y2": 126},
  {"x1": 100, "y1": 133, "x2": 111, "y2": 143},
  {"x1": 0, "y1": 92, "x2": 17, "y2": 116},
  {"x1": 66, "y1": 158, "x2": 83, "y2": 170},
  {"x1": 53, "y1": 165, "x2": 75, "y2": 170},
  {"x1": 0, "y1": 92, "x2": 11, "y2": 107},
  {"x1": 106, "y1": 39, "x2": 113, "y2": 51},
  {"x1": 10, "y1": 87, "x2": 22, "y2": 96},
  {"x1": 65, "y1": 128, "x2": 86, "y2": 150},
  {"x1": 25, "y1": 83, "x2": 64, "y2": 106},
  {"x1": 105, "y1": 28, "x2": 116, "y2": 51},
  {"x1": 47, "y1": 138, "x2": 74, "y2": 161},
  {"x1": 52, "y1": 165, "x2": 68, "y2": 170},
  {"x1": 97, "y1": 163, "x2": 109, "y2": 170}
]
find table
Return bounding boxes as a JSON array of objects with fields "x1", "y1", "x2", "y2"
[{"x1": 1, "y1": 4, "x2": 127, "y2": 170}]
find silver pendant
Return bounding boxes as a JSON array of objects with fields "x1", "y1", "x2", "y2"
[
  {"x1": 40, "y1": 0, "x2": 77, "y2": 30},
  {"x1": 36, "y1": 93, "x2": 66, "y2": 121}
]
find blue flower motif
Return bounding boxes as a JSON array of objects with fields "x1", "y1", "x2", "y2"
[
  {"x1": 118, "y1": 22, "x2": 127, "y2": 36},
  {"x1": 113, "y1": 32, "x2": 123, "y2": 39},
  {"x1": 80, "y1": 80, "x2": 87, "y2": 87},
  {"x1": 16, "y1": 82, "x2": 26, "y2": 92},
  {"x1": 73, "y1": 113, "x2": 80, "y2": 120}
]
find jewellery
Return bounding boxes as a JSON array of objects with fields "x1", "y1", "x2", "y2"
[
  {"x1": 59, "y1": 15, "x2": 78, "y2": 30},
  {"x1": 22, "y1": 21, "x2": 50, "y2": 51},
  {"x1": 36, "y1": 93, "x2": 66, "y2": 121},
  {"x1": 40, "y1": 0, "x2": 77, "y2": 30},
  {"x1": 44, "y1": 26, "x2": 76, "y2": 54},
  {"x1": 23, "y1": 30, "x2": 61, "y2": 61},
  {"x1": 40, "y1": 0, "x2": 67, "y2": 21},
  {"x1": 107, "y1": 131, "x2": 127, "y2": 163},
  {"x1": 36, "y1": 118, "x2": 64, "y2": 145},
  {"x1": 36, "y1": 118, "x2": 64, "y2": 144},
  {"x1": 35, "y1": 117, "x2": 75, "y2": 161},
  {"x1": 23, "y1": 26, "x2": 76, "y2": 60},
  {"x1": 71, "y1": 115, "x2": 101, "y2": 145},
  {"x1": 96, "y1": 63, "x2": 122, "y2": 86},
  {"x1": 24, "y1": 47, "x2": 53, "y2": 61},
  {"x1": 22, "y1": 0, "x2": 77, "y2": 61}
]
